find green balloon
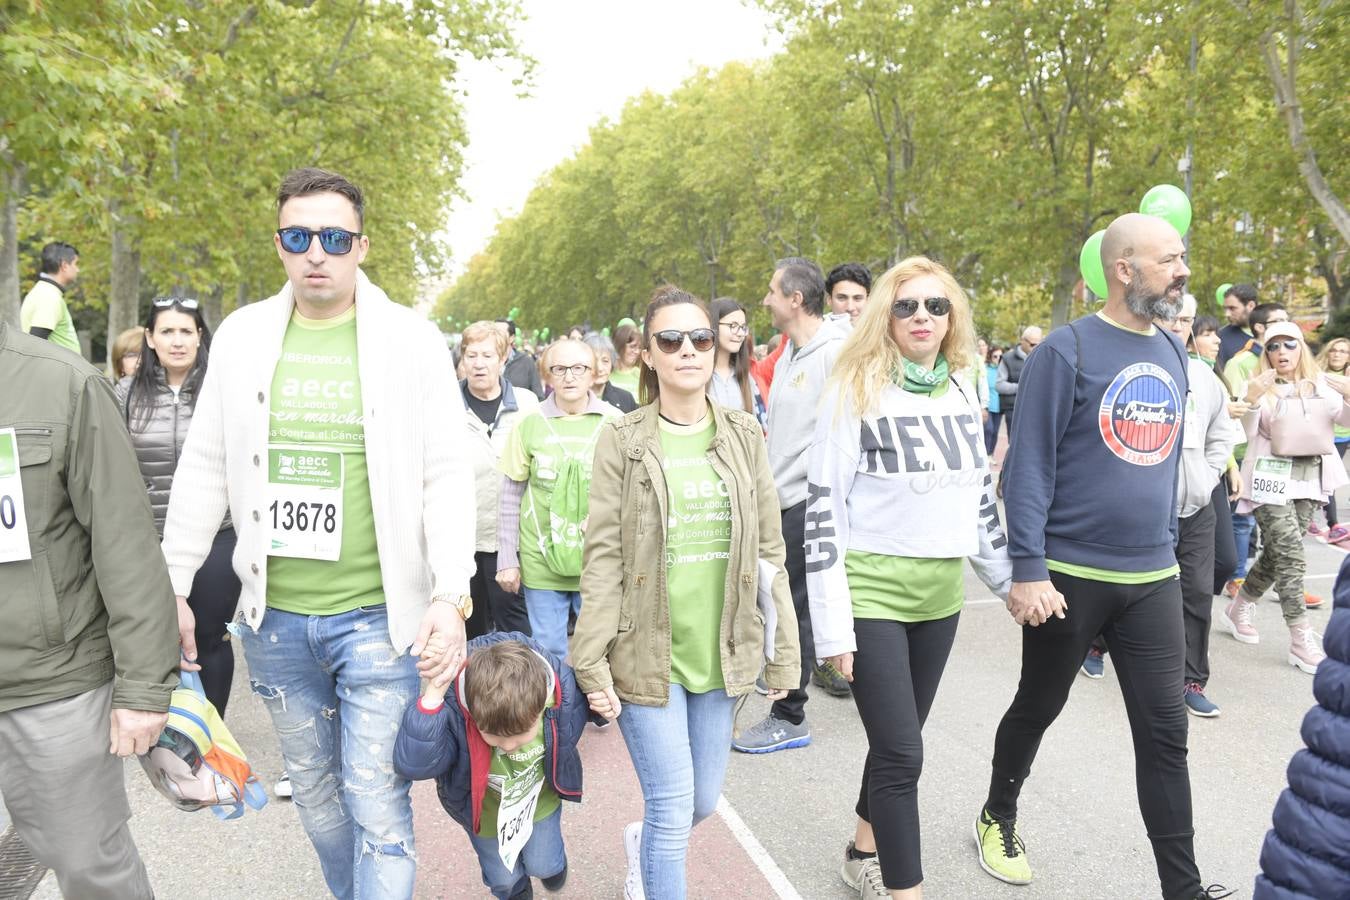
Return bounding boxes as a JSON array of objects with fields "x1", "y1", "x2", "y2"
[
  {"x1": 602, "y1": 326, "x2": 611, "y2": 337},
  {"x1": 509, "y1": 307, "x2": 521, "y2": 320},
  {"x1": 1079, "y1": 229, "x2": 1108, "y2": 299},
  {"x1": 1139, "y1": 184, "x2": 1192, "y2": 237},
  {"x1": 1215, "y1": 283, "x2": 1233, "y2": 307},
  {"x1": 616, "y1": 317, "x2": 636, "y2": 330}
]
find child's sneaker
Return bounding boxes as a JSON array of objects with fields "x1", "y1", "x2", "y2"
[
  {"x1": 1305, "y1": 592, "x2": 1325, "y2": 610},
  {"x1": 1329, "y1": 524, "x2": 1350, "y2": 544},
  {"x1": 1308, "y1": 521, "x2": 1328, "y2": 538},
  {"x1": 1222, "y1": 578, "x2": 1244, "y2": 600},
  {"x1": 623, "y1": 821, "x2": 644, "y2": 900}
]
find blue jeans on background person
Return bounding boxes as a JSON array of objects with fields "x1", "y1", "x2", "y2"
[
  {"x1": 1231, "y1": 512, "x2": 1255, "y2": 580},
  {"x1": 523, "y1": 586, "x2": 581, "y2": 661},
  {"x1": 617, "y1": 684, "x2": 738, "y2": 900},
  {"x1": 465, "y1": 807, "x2": 566, "y2": 899},
  {"x1": 241, "y1": 605, "x2": 420, "y2": 900}
]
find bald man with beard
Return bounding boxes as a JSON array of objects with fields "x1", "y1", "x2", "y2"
[{"x1": 972, "y1": 214, "x2": 1231, "y2": 899}]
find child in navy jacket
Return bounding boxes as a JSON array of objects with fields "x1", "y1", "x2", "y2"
[{"x1": 394, "y1": 632, "x2": 587, "y2": 900}]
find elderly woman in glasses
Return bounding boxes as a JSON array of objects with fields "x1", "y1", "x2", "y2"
[
  {"x1": 805, "y1": 257, "x2": 1012, "y2": 899},
  {"x1": 572, "y1": 286, "x2": 800, "y2": 900},
  {"x1": 1221, "y1": 322, "x2": 1350, "y2": 675},
  {"x1": 495, "y1": 337, "x2": 621, "y2": 661},
  {"x1": 114, "y1": 296, "x2": 241, "y2": 716}
]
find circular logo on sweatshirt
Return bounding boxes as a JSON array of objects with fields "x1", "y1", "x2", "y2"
[{"x1": 1097, "y1": 362, "x2": 1182, "y2": 466}]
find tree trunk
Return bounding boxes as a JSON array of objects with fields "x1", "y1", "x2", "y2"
[
  {"x1": 0, "y1": 161, "x2": 23, "y2": 328},
  {"x1": 202, "y1": 283, "x2": 225, "y2": 329},
  {"x1": 1050, "y1": 256, "x2": 1079, "y2": 330},
  {"x1": 1260, "y1": 7, "x2": 1350, "y2": 247},
  {"x1": 108, "y1": 206, "x2": 142, "y2": 339}
]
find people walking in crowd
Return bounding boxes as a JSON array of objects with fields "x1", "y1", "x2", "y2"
[
  {"x1": 1186, "y1": 314, "x2": 1242, "y2": 622},
  {"x1": 976, "y1": 213, "x2": 1230, "y2": 900},
  {"x1": 572, "y1": 286, "x2": 800, "y2": 900},
  {"x1": 395, "y1": 634, "x2": 585, "y2": 900},
  {"x1": 707, "y1": 297, "x2": 766, "y2": 425},
  {"x1": 735, "y1": 256, "x2": 850, "y2": 753},
  {"x1": 500, "y1": 318, "x2": 545, "y2": 399},
  {"x1": 115, "y1": 297, "x2": 241, "y2": 715},
  {"x1": 1221, "y1": 321, "x2": 1349, "y2": 675},
  {"x1": 19, "y1": 241, "x2": 81, "y2": 355},
  {"x1": 584, "y1": 332, "x2": 639, "y2": 413},
  {"x1": 609, "y1": 321, "x2": 643, "y2": 398},
  {"x1": 160, "y1": 167, "x2": 477, "y2": 899},
  {"x1": 0, "y1": 319, "x2": 180, "y2": 899},
  {"x1": 497, "y1": 337, "x2": 620, "y2": 662},
  {"x1": 1253, "y1": 552, "x2": 1350, "y2": 899},
  {"x1": 1221, "y1": 302, "x2": 1288, "y2": 399},
  {"x1": 1164, "y1": 295, "x2": 1242, "y2": 716},
  {"x1": 110, "y1": 326, "x2": 144, "y2": 380},
  {"x1": 1216, "y1": 283, "x2": 1259, "y2": 369},
  {"x1": 806, "y1": 257, "x2": 1012, "y2": 899},
  {"x1": 1222, "y1": 302, "x2": 1289, "y2": 599},
  {"x1": 994, "y1": 325, "x2": 1041, "y2": 434},
  {"x1": 826, "y1": 262, "x2": 872, "y2": 323},
  {"x1": 461, "y1": 321, "x2": 541, "y2": 639},
  {"x1": 1314, "y1": 336, "x2": 1350, "y2": 542},
  {"x1": 985, "y1": 344, "x2": 1004, "y2": 455}
]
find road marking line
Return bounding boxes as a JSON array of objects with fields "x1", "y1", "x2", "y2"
[{"x1": 716, "y1": 796, "x2": 804, "y2": 900}]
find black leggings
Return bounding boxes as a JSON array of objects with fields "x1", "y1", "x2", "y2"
[
  {"x1": 1210, "y1": 478, "x2": 1237, "y2": 596},
  {"x1": 770, "y1": 500, "x2": 813, "y2": 726},
  {"x1": 188, "y1": 527, "x2": 242, "y2": 716},
  {"x1": 852, "y1": 614, "x2": 960, "y2": 891},
  {"x1": 986, "y1": 573, "x2": 1199, "y2": 900},
  {"x1": 467, "y1": 550, "x2": 532, "y2": 640}
]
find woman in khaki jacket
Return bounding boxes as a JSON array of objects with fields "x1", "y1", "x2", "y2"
[{"x1": 572, "y1": 287, "x2": 800, "y2": 900}]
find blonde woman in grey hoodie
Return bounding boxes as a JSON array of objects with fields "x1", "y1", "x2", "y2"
[{"x1": 805, "y1": 256, "x2": 1012, "y2": 900}]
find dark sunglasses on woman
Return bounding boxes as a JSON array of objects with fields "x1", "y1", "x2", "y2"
[
  {"x1": 891, "y1": 297, "x2": 952, "y2": 319},
  {"x1": 651, "y1": 329, "x2": 716, "y2": 353}
]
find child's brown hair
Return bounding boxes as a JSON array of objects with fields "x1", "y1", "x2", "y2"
[{"x1": 464, "y1": 641, "x2": 549, "y2": 736}]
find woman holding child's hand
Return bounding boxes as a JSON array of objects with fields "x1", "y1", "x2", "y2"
[{"x1": 571, "y1": 288, "x2": 801, "y2": 900}]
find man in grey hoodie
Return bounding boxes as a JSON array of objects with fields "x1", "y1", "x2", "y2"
[{"x1": 734, "y1": 257, "x2": 851, "y2": 753}]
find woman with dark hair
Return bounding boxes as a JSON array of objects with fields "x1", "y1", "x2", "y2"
[
  {"x1": 707, "y1": 297, "x2": 766, "y2": 426},
  {"x1": 115, "y1": 297, "x2": 241, "y2": 715},
  {"x1": 573, "y1": 286, "x2": 799, "y2": 900},
  {"x1": 610, "y1": 322, "x2": 642, "y2": 398}
]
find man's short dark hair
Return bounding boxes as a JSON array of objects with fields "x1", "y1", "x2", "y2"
[
  {"x1": 496, "y1": 318, "x2": 517, "y2": 337},
  {"x1": 39, "y1": 242, "x2": 78, "y2": 275},
  {"x1": 1249, "y1": 302, "x2": 1286, "y2": 333},
  {"x1": 277, "y1": 167, "x2": 365, "y2": 229},
  {"x1": 776, "y1": 256, "x2": 826, "y2": 317},
  {"x1": 825, "y1": 262, "x2": 872, "y2": 296},
  {"x1": 1225, "y1": 283, "x2": 1258, "y2": 307}
]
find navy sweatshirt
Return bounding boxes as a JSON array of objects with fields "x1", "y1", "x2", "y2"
[{"x1": 1003, "y1": 313, "x2": 1189, "y2": 583}]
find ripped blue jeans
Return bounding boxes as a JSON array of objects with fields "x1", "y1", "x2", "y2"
[{"x1": 241, "y1": 605, "x2": 419, "y2": 900}]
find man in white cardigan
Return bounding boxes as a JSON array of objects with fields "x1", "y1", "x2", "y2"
[{"x1": 161, "y1": 168, "x2": 475, "y2": 900}]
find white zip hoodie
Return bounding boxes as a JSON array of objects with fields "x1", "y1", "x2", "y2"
[
  {"x1": 766, "y1": 316, "x2": 849, "y2": 508},
  {"x1": 805, "y1": 373, "x2": 1012, "y2": 659}
]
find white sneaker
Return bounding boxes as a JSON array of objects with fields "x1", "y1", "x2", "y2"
[
  {"x1": 840, "y1": 841, "x2": 873, "y2": 890},
  {"x1": 1289, "y1": 621, "x2": 1326, "y2": 675},
  {"x1": 623, "y1": 821, "x2": 644, "y2": 900},
  {"x1": 274, "y1": 774, "x2": 293, "y2": 799},
  {"x1": 858, "y1": 858, "x2": 890, "y2": 900}
]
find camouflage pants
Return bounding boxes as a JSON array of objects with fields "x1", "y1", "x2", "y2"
[{"x1": 1245, "y1": 499, "x2": 1316, "y2": 624}]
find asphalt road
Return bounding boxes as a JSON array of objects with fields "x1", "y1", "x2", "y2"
[{"x1": 4, "y1": 531, "x2": 1344, "y2": 900}]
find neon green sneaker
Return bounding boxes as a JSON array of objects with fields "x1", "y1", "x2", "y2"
[{"x1": 974, "y1": 808, "x2": 1032, "y2": 885}]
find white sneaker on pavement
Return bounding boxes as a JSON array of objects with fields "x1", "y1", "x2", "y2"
[{"x1": 1289, "y1": 620, "x2": 1326, "y2": 674}]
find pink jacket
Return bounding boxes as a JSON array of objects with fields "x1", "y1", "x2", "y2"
[{"x1": 1237, "y1": 376, "x2": 1350, "y2": 512}]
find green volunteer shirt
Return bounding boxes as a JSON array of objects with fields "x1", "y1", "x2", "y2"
[
  {"x1": 659, "y1": 414, "x2": 731, "y2": 693},
  {"x1": 499, "y1": 411, "x2": 607, "y2": 591},
  {"x1": 266, "y1": 306, "x2": 384, "y2": 615},
  {"x1": 20, "y1": 280, "x2": 80, "y2": 354},
  {"x1": 477, "y1": 696, "x2": 560, "y2": 838},
  {"x1": 609, "y1": 368, "x2": 640, "y2": 399}
]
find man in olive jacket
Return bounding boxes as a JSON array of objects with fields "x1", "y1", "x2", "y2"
[{"x1": 0, "y1": 321, "x2": 179, "y2": 899}]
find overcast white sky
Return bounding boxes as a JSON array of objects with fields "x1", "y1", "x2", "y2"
[{"x1": 442, "y1": 0, "x2": 783, "y2": 279}]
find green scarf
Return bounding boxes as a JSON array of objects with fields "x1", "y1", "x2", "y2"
[{"x1": 896, "y1": 354, "x2": 949, "y2": 394}]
